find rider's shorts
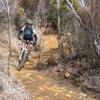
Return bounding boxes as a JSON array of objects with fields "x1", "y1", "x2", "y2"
[{"x1": 23, "y1": 36, "x2": 34, "y2": 42}]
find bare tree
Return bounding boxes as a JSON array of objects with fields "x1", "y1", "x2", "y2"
[
  {"x1": 64, "y1": 0, "x2": 100, "y2": 75},
  {"x1": 0, "y1": 0, "x2": 17, "y2": 72}
]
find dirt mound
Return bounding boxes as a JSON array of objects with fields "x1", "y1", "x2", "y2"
[{"x1": 47, "y1": 53, "x2": 59, "y2": 66}]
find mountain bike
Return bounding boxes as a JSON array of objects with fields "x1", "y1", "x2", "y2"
[{"x1": 16, "y1": 40, "x2": 31, "y2": 71}]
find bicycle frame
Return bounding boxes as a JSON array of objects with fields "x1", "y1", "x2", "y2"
[{"x1": 19, "y1": 41, "x2": 28, "y2": 61}]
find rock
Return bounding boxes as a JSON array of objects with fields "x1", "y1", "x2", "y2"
[
  {"x1": 36, "y1": 61, "x2": 48, "y2": 70},
  {"x1": 64, "y1": 71, "x2": 71, "y2": 79},
  {"x1": 47, "y1": 53, "x2": 59, "y2": 66}
]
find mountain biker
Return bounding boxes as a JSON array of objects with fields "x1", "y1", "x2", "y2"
[{"x1": 18, "y1": 19, "x2": 37, "y2": 60}]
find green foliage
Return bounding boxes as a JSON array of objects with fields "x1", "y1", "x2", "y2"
[
  {"x1": 17, "y1": 7, "x2": 25, "y2": 16},
  {"x1": 14, "y1": 5, "x2": 26, "y2": 28},
  {"x1": 71, "y1": 0, "x2": 79, "y2": 11},
  {"x1": 49, "y1": 0, "x2": 57, "y2": 7},
  {"x1": 28, "y1": 0, "x2": 38, "y2": 6},
  {"x1": 61, "y1": 0, "x2": 68, "y2": 13},
  {"x1": 46, "y1": 0, "x2": 57, "y2": 27},
  {"x1": 60, "y1": 0, "x2": 79, "y2": 12},
  {"x1": 15, "y1": 0, "x2": 79, "y2": 29},
  {"x1": 19, "y1": 0, "x2": 39, "y2": 10}
]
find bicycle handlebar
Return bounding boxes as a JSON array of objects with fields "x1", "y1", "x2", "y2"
[
  {"x1": 22, "y1": 40, "x2": 30, "y2": 44},
  {"x1": 22, "y1": 40, "x2": 34, "y2": 45}
]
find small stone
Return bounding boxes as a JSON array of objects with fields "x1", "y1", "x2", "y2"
[{"x1": 64, "y1": 71, "x2": 71, "y2": 79}]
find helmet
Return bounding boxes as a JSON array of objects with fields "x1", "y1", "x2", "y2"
[{"x1": 26, "y1": 19, "x2": 33, "y2": 24}]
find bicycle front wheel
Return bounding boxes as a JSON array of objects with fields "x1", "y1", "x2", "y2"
[{"x1": 18, "y1": 50, "x2": 28, "y2": 70}]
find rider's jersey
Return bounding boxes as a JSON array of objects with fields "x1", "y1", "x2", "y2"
[
  {"x1": 21, "y1": 25, "x2": 36, "y2": 41},
  {"x1": 21, "y1": 25, "x2": 36, "y2": 37}
]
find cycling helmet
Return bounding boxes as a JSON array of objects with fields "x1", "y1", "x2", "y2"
[{"x1": 26, "y1": 19, "x2": 33, "y2": 24}]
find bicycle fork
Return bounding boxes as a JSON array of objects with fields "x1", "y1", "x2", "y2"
[{"x1": 19, "y1": 47, "x2": 28, "y2": 61}]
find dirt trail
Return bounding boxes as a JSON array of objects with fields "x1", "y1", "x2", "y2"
[{"x1": 10, "y1": 34, "x2": 95, "y2": 100}]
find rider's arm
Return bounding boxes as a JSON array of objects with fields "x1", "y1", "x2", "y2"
[
  {"x1": 34, "y1": 34, "x2": 37, "y2": 43},
  {"x1": 32, "y1": 27, "x2": 37, "y2": 43},
  {"x1": 18, "y1": 26, "x2": 25, "y2": 40}
]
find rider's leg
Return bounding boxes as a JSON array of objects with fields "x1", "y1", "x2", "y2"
[
  {"x1": 28, "y1": 41, "x2": 33, "y2": 54},
  {"x1": 28, "y1": 36, "x2": 34, "y2": 55},
  {"x1": 26, "y1": 42, "x2": 32, "y2": 61},
  {"x1": 26, "y1": 36, "x2": 34, "y2": 60}
]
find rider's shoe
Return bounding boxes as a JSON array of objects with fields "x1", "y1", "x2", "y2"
[{"x1": 26, "y1": 55, "x2": 29, "y2": 61}]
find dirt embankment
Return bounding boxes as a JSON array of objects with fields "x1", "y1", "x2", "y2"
[{"x1": 0, "y1": 32, "x2": 30, "y2": 100}]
